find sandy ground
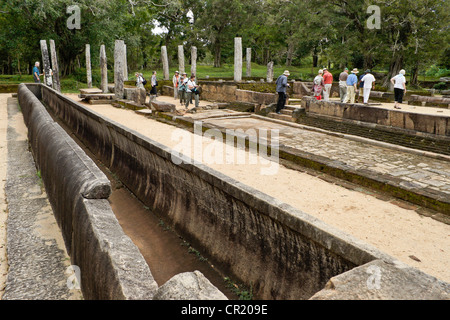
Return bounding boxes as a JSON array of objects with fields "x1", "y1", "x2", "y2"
[
  {"x1": 0, "y1": 94, "x2": 9, "y2": 298},
  {"x1": 66, "y1": 93, "x2": 450, "y2": 284}
]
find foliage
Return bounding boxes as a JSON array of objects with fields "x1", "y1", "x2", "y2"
[{"x1": 0, "y1": 0, "x2": 448, "y2": 88}]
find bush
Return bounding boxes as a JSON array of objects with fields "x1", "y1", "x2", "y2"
[{"x1": 433, "y1": 82, "x2": 447, "y2": 90}]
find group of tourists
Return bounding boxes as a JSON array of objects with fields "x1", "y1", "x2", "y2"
[
  {"x1": 276, "y1": 67, "x2": 407, "y2": 113},
  {"x1": 135, "y1": 70, "x2": 201, "y2": 109},
  {"x1": 172, "y1": 71, "x2": 201, "y2": 109}
]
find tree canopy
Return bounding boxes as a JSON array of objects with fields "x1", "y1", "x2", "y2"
[{"x1": 0, "y1": 0, "x2": 448, "y2": 86}]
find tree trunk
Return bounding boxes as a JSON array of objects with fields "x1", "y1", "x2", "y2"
[
  {"x1": 214, "y1": 41, "x2": 221, "y2": 68},
  {"x1": 383, "y1": 54, "x2": 403, "y2": 90},
  {"x1": 410, "y1": 62, "x2": 419, "y2": 86},
  {"x1": 286, "y1": 43, "x2": 294, "y2": 66}
]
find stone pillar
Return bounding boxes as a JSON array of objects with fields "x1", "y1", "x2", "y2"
[
  {"x1": 123, "y1": 44, "x2": 128, "y2": 81},
  {"x1": 114, "y1": 40, "x2": 125, "y2": 99},
  {"x1": 39, "y1": 40, "x2": 51, "y2": 87},
  {"x1": 267, "y1": 61, "x2": 274, "y2": 83},
  {"x1": 246, "y1": 48, "x2": 252, "y2": 77},
  {"x1": 86, "y1": 44, "x2": 92, "y2": 88},
  {"x1": 191, "y1": 46, "x2": 197, "y2": 77},
  {"x1": 234, "y1": 37, "x2": 242, "y2": 82},
  {"x1": 49, "y1": 39, "x2": 61, "y2": 92},
  {"x1": 100, "y1": 44, "x2": 108, "y2": 93},
  {"x1": 161, "y1": 46, "x2": 170, "y2": 80},
  {"x1": 178, "y1": 45, "x2": 185, "y2": 75}
]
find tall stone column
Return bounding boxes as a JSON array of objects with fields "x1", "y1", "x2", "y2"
[
  {"x1": 234, "y1": 37, "x2": 242, "y2": 82},
  {"x1": 161, "y1": 46, "x2": 170, "y2": 80},
  {"x1": 267, "y1": 61, "x2": 274, "y2": 83},
  {"x1": 246, "y1": 48, "x2": 252, "y2": 77},
  {"x1": 49, "y1": 39, "x2": 61, "y2": 92},
  {"x1": 100, "y1": 44, "x2": 108, "y2": 93},
  {"x1": 123, "y1": 44, "x2": 128, "y2": 81},
  {"x1": 39, "y1": 40, "x2": 51, "y2": 87},
  {"x1": 191, "y1": 46, "x2": 197, "y2": 77},
  {"x1": 114, "y1": 40, "x2": 125, "y2": 99},
  {"x1": 178, "y1": 45, "x2": 185, "y2": 75},
  {"x1": 86, "y1": 44, "x2": 92, "y2": 88}
]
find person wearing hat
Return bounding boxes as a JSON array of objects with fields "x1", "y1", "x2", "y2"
[
  {"x1": 343, "y1": 68, "x2": 359, "y2": 103},
  {"x1": 178, "y1": 72, "x2": 188, "y2": 106},
  {"x1": 275, "y1": 70, "x2": 291, "y2": 114},
  {"x1": 172, "y1": 71, "x2": 180, "y2": 100},
  {"x1": 390, "y1": 69, "x2": 407, "y2": 109},
  {"x1": 360, "y1": 69, "x2": 376, "y2": 104},
  {"x1": 339, "y1": 68, "x2": 349, "y2": 102},
  {"x1": 313, "y1": 69, "x2": 324, "y2": 100}
]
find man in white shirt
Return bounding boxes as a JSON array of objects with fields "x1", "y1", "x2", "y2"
[
  {"x1": 361, "y1": 70, "x2": 376, "y2": 104},
  {"x1": 390, "y1": 69, "x2": 407, "y2": 109},
  {"x1": 185, "y1": 74, "x2": 200, "y2": 109}
]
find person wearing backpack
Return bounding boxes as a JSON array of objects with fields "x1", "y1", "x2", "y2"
[{"x1": 178, "y1": 73, "x2": 188, "y2": 106}]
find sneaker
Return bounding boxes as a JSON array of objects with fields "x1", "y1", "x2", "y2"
[{"x1": 276, "y1": 111, "x2": 281, "y2": 114}]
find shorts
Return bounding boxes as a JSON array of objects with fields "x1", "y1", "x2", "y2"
[{"x1": 394, "y1": 88, "x2": 404, "y2": 103}]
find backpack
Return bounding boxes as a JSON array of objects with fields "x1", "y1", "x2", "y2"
[{"x1": 142, "y1": 77, "x2": 147, "y2": 85}]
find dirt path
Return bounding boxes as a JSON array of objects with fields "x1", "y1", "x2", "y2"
[
  {"x1": 65, "y1": 93, "x2": 450, "y2": 284},
  {"x1": 0, "y1": 94, "x2": 9, "y2": 298}
]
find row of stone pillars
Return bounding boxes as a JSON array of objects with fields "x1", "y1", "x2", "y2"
[
  {"x1": 40, "y1": 37, "x2": 275, "y2": 99},
  {"x1": 160, "y1": 38, "x2": 274, "y2": 83}
]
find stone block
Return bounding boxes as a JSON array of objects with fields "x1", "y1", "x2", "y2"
[
  {"x1": 151, "y1": 100, "x2": 176, "y2": 112},
  {"x1": 153, "y1": 271, "x2": 228, "y2": 300},
  {"x1": 310, "y1": 259, "x2": 450, "y2": 300}
]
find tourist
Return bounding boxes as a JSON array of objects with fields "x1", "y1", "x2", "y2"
[
  {"x1": 339, "y1": 68, "x2": 349, "y2": 102},
  {"x1": 313, "y1": 69, "x2": 324, "y2": 101},
  {"x1": 172, "y1": 71, "x2": 180, "y2": 100},
  {"x1": 357, "y1": 70, "x2": 366, "y2": 103},
  {"x1": 322, "y1": 68, "x2": 333, "y2": 101},
  {"x1": 186, "y1": 74, "x2": 200, "y2": 109},
  {"x1": 390, "y1": 69, "x2": 407, "y2": 109},
  {"x1": 361, "y1": 69, "x2": 376, "y2": 104},
  {"x1": 275, "y1": 70, "x2": 290, "y2": 114},
  {"x1": 343, "y1": 68, "x2": 359, "y2": 104},
  {"x1": 178, "y1": 73, "x2": 187, "y2": 106},
  {"x1": 150, "y1": 71, "x2": 157, "y2": 100},
  {"x1": 135, "y1": 72, "x2": 144, "y2": 89},
  {"x1": 33, "y1": 62, "x2": 42, "y2": 83}
]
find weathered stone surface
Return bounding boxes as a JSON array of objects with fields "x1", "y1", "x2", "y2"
[
  {"x1": 40, "y1": 40, "x2": 51, "y2": 87},
  {"x1": 151, "y1": 99, "x2": 176, "y2": 112},
  {"x1": 153, "y1": 271, "x2": 228, "y2": 300},
  {"x1": 178, "y1": 45, "x2": 185, "y2": 74},
  {"x1": 86, "y1": 44, "x2": 92, "y2": 88},
  {"x1": 246, "y1": 48, "x2": 252, "y2": 77},
  {"x1": 49, "y1": 40, "x2": 61, "y2": 92},
  {"x1": 161, "y1": 45, "x2": 170, "y2": 80},
  {"x1": 19, "y1": 84, "x2": 159, "y2": 300},
  {"x1": 100, "y1": 44, "x2": 108, "y2": 93},
  {"x1": 191, "y1": 46, "x2": 197, "y2": 77},
  {"x1": 114, "y1": 40, "x2": 125, "y2": 99},
  {"x1": 310, "y1": 259, "x2": 450, "y2": 300},
  {"x1": 234, "y1": 37, "x2": 242, "y2": 82},
  {"x1": 267, "y1": 61, "x2": 274, "y2": 83}
]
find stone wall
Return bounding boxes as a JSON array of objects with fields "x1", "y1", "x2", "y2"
[
  {"x1": 303, "y1": 96, "x2": 450, "y2": 137},
  {"x1": 37, "y1": 84, "x2": 407, "y2": 300},
  {"x1": 18, "y1": 83, "x2": 159, "y2": 300}
]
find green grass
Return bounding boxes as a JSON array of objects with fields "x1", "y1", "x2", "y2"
[{"x1": 0, "y1": 62, "x2": 443, "y2": 93}]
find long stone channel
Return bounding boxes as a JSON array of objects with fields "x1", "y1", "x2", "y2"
[{"x1": 14, "y1": 83, "x2": 450, "y2": 300}]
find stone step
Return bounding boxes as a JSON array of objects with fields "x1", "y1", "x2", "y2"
[
  {"x1": 280, "y1": 109, "x2": 293, "y2": 115},
  {"x1": 284, "y1": 105, "x2": 305, "y2": 111},
  {"x1": 268, "y1": 112, "x2": 295, "y2": 122}
]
